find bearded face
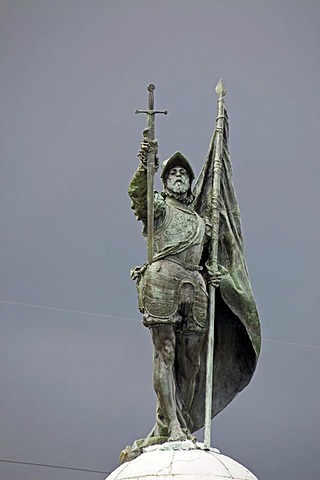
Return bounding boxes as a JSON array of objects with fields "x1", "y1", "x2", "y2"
[{"x1": 165, "y1": 165, "x2": 190, "y2": 195}]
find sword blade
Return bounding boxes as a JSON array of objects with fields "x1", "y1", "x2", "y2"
[
  {"x1": 146, "y1": 85, "x2": 156, "y2": 264},
  {"x1": 147, "y1": 148, "x2": 155, "y2": 265}
]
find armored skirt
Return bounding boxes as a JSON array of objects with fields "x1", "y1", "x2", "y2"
[{"x1": 139, "y1": 258, "x2": 208, "y2": 334}]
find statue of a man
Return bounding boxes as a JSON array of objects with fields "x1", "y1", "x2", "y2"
[
  {"x1": 129, "y1": 140, "x2": 221, "y2": 442},
  {"x1": 121, "y1": 88, "x2": 260, "y2": 463}
]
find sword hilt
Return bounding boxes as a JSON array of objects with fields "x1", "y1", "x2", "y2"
[
  {"x1": 135, "y1": 84, "x2": 167, "y2": 140},
  {"x1": 148, "y1": 84, "x2": 155, "y2": 110}
]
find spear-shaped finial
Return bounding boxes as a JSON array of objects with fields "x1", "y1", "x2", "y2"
[{"x1": 215, "y1": 78, "x2": 226, "y2": 98}]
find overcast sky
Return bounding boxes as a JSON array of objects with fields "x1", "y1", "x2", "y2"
[{"x1": 1, "y1": 1, "x2": 319, "y2": 479}]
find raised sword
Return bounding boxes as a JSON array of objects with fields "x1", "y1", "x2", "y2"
[{"x1": 135, "y1": 84, "x2": 167, "y2": 264}]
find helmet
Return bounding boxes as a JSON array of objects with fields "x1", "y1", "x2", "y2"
[{"x1": 161, "y1": 151, "x2": 195, "y2": 183}]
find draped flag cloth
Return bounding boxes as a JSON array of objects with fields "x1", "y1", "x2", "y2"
[{"x1": 189, "y1": 108, "x2": 261, "y2": 431}]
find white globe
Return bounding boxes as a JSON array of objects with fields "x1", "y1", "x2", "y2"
[{"x1": 107, "y1": 442, "x2": 258, "y2": 480}]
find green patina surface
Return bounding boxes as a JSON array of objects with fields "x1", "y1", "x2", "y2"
[{"x1": 121, "y1": 85, "x2": 261, "y2": 463}]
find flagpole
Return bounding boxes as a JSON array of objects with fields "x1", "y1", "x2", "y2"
[{"x1": 203, "y1": 79, "x2": 227, "y2": 449}]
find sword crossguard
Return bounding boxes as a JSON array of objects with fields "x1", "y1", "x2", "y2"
[
  {"x1": 134, "y1": 83, "x2": 168, "y2": 139},
  {"x1": 135, "y1": 109, "x2": 168, "y2": 115}
]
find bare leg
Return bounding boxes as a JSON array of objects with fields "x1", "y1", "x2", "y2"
[
  {"x1": 176, "y1": 333, "x2": 205, "y2": 413},
  {"x1": 151, "y1": 325, "x2": 187, "y2": 441}
]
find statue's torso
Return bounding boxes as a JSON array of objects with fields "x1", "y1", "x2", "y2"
[
  {"x1": 153, "y1": 198, "x2": 205, "y2": 267},
  {"x1": 140, "y1": 198, "x2": 208, "y2": 333}
]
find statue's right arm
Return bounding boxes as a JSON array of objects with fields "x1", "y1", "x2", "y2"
[{"x1": 128, "y1": 139, "x2": 165, "y2": 223}]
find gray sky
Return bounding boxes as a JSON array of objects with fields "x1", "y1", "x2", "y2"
[{"x1": 1, "y1": 1, "x2": 319, "y2": 479}]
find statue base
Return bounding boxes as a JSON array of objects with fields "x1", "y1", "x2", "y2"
[{"x1": 109, "y1": 441, "x2": 258, "y2": 480}]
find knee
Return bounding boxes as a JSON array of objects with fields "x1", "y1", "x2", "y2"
[
  {"x1": 162, "y1": 338, "x2": 175, "y2": 366},
  {"x1": 152, "y1": 327, "x2": 176, "y2": 366},
  {"x1": 186, "y1": 351, "x2": 201, "y2": 375},
  {"x1": 190, "y1": 356, "x2": 201, "y2": 372}
]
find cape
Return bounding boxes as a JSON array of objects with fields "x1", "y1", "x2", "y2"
[{"x1": 189, "y1": 108, "x2": 261, "y2": 431}]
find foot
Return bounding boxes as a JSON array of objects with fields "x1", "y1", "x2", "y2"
[{"x1": 168, "y1": 423, "x2": 187, "y2": 442}]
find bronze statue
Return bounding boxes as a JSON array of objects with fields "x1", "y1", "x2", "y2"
[{"x1": 121, "y1": 83, "x2": 261, "y2": 463}]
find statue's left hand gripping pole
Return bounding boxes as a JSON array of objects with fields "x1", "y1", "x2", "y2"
[{"x1": 135, "y1": 84, "x2": 167, "y2": 265}]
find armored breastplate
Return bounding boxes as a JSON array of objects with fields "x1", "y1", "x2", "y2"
[{"x1": 154, "y1": 202, "x2": 205, "y2": 266}]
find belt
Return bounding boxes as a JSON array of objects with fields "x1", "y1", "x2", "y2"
[{"x1": 165, "y1": 256, "x2": 203, "y2": 272}]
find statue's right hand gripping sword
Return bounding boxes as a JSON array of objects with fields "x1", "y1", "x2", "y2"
[{"x1": 135, "y1": 84, "x2": 167, "y2": 265}]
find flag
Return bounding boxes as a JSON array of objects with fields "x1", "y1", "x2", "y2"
[{"x1": 189, "y1": 107, "x2": 261, "y2": 431}]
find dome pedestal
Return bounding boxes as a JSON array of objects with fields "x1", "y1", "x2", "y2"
[{"x1": 107, "y1": 441, "x2": 258, "y2": 480}]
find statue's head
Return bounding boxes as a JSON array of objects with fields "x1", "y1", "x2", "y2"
[{"x1": 161, "y1": 152, "x2": 194, "y2": 204}]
